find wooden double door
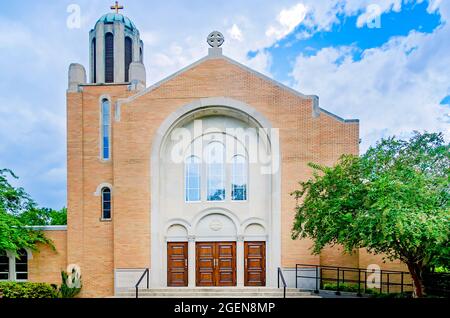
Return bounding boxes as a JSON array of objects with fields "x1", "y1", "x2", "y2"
[
  {"x1": 196, "y1": 242, "x2": 236, "y2": 286},
  {"x1": 167, "y1": 241, "x2": 266, "y2": 287}
]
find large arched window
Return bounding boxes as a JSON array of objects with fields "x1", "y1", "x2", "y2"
[
  {"x1": 101, "y1": 99, "x2": 111, "y2": 160},
  {"x1": 185, "y1": 156, "x2": 201, "y2": 202},
  {"x1": 92, "y1": 38, "x2": 97, "y2": 83},
  {"x1": 125, "y1": 37, "x2": 133, "y2": 82},
  {"x1": 206, "y1": 142, "x2": 225, "y2": 201},
  {"x1": 231, "y1": 155, "x2": 247, "y2": 201},
  {"x1": 101, "y1": 187, "x2": 112, "y2": 220},
  {"x1": 105, "y1": 33, "x2": 114, "y2": 83}
]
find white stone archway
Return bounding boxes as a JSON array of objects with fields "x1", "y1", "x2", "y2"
[{"x1": 150, "y1": 97, "x2": 281, "y2": 288}]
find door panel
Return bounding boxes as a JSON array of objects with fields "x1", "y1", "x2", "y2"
[
  {"x1": 196, "y1": 242, "x2": 236, "y2": 286},
  {"x1": 244, "y1": 242, "x2": 266, "y2": 286},
  {"x1": 167, "y1": 242, "x2": 188, "y2": 287},
  {"x1": 216, "y1": 242, "x2": 236, "y2": 286},
  {"x1": 196, "y1": 242, "x2": 215, "y2": 286}
]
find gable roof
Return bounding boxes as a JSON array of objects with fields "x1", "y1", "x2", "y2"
[{"x1": 124, "y1": 52, "x2": 358, "y2": 124}]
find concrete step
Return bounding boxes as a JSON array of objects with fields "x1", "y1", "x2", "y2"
[
  {"x1": 123, "y1": 287, "x2": 304, "y2": 292},
  {"x1": 115, "y1": 288, "x2": 319, "y2": 298},
  {"x1": 117, "y1": 295, "x2": 319, "y2": 298},
  {"x1": 118, "y1": 292, "x2": 313, "y2": 296}
]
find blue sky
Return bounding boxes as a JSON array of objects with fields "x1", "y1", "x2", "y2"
[{"x1": 0, "y1": 0, "x2": 449, "y2": 210}]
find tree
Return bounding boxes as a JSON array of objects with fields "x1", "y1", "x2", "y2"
[
  {"x1": 0, "y1": 209, "x2": 52, "y2": 255},
  {"x1": 292, "y1": 132, "x2": 449, "y2": 297},
  {"x1": 17, "y1": 207, "x2": 67, "y2": 226},
  {"x1": 0, "y1": 169, "x2": 53, "y2": 255}
]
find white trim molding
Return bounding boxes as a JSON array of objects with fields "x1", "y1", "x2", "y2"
[
  {"x1": 27, "y1": 225, "x2": 68, "y2": 231},
  {"x1": 94, "y1": 183, "x2": 113, "y2": 196}
]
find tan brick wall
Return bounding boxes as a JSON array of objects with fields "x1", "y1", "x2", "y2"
[
  {"x1": 67, "y1": 85, "x2": 133, "y2": 297},
  {"x1": 359, "y1": 248, "x2": 407, "y2": 272},
  {"x1": 28, "y1": 230, "x2": 67, "y2": 285}
]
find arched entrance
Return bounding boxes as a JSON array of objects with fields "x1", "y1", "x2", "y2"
[{"x1": 150, "y1": 97, "x2": 281, "y2": 287}]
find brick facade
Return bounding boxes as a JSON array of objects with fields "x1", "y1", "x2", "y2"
[
  {"x1": 28, "y1": 230, "x2": 67, "y2": 285},
  {"x1": 27, "y1": 55, "x2": 406, "y2": 297}
]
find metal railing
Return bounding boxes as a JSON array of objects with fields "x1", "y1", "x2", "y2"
[
  {"x1": 277, "y1": 267, "x2": 287, "y2": 298},
  {"x1": 135, "y1": 268, "x2": 149, "y2": 299},
  {"x1": 295, "y1": 264, "x2": 414, "y2": 296}
]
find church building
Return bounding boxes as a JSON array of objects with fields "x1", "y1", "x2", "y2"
[{"x1": 2, "y1": 5, "x2": 406, "y2": 298}]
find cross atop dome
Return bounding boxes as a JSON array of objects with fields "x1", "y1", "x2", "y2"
[{"x1": 110, "y1": 1, "x2": 124, "y2": 14}]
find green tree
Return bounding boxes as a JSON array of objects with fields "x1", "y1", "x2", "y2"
[
  {"x1": 17, "y1": 207, "x2": 67, "y2": 226},
  {"x1": 0, "y1": 169, "x2": 53, "y2": 255},
  {"x1": 292, "y1": 132, "x2": 449, "y2": 297}
]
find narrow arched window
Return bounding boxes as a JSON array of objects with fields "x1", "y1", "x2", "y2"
[
  {"x1": 15, "y1": 249, "x2": 28, "y2": 281},
  {"x1": 139, "y1": 46, "x2": 143, "y2": 63},
  {"x1": 92, "y1": 38, "x2": 97, "y2": 83},
  {"x1": 185, "y1": 156, "x2": 201, "y2": 202},
  {"x1": 231, "y1": 155, "x2": 247, "y2": 201},
  {"x1": 101, "y1": 187, "x2": 112, "y2": 220},
  {"x1": 206, "y1": 142, "x2": 225, "y2": 201},
  {"x1": 125, "y1": 37, "x2": 133, "y2": 82},
  {"x1": 101, "y1": 99, "x2": 111, "y2": 160},
  {"x1": 105, "y1": 33, "x2": 114, "y2": 83}
]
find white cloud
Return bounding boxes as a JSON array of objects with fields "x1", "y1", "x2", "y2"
[
  {"x1": 246, "y1": 50, "x2": 273, "y2": 76},
  {"x1": 140, "y1": 31, "x2": 159, "y2": 46},
  {"x1": 228, "y1": 24, "x2": 244, "y2": 42},
  {"x1": 266, "y1": 3, "x2": 308, "y2": 40},
  {"x1": 290, "y1": 23, "x2": 450, "y2": 151}
]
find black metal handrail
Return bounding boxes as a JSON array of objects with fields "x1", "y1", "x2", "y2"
[
  {"x1": 295, "y1": 264, "x2": 414, "y2": 296},
  {"x1": 135, "y1": 268, "x2": 149, "y2": 298},
  {"x1": 277, "y1": 267, "x2": 287, "y2": 298}
]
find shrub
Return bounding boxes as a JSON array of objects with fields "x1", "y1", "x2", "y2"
[
  {"x1": 0, "y1": 282, "x2": 58, "y2": 298},
  {"x1": 323, "y1": 282, "x2": 361, "y2": 293}
]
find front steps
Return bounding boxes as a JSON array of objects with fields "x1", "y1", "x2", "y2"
[{"x1": 115, "y1": 287, "x2": 319, "y2": 298}]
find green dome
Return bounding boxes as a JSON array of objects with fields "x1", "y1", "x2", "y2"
[{"x1": 96, "y1": 13, "x2": 137, "y2": 31}]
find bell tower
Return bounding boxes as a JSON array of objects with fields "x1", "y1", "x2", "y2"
[{"x1": 88, "y1": 2, "x2": 146, "y2": 87}]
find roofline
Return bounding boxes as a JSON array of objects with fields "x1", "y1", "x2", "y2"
[
  {"x1": 118, "y1": 53, "x2": 358, "y2": 124},
  {"x1": 26, "y1": 225, "x2": 67, "y2": 231},
  {"x1": 319, "y1": 107, "x2": 359, "y2": 123}
]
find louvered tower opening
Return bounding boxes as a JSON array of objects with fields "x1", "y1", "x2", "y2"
[
  {"x1": 92, "y1": 38, "x2": 97, "y2": 83},
  {"x1": 105, "y1": 33, "x2": 114, "y2": 83},
  {"x1": 125, "y1": 37, "x2": 133, "y2": 82}
]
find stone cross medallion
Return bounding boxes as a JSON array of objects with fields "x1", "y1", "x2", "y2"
[{"x1": 207, "y1": 31, "x2": 225, "y2": 48}]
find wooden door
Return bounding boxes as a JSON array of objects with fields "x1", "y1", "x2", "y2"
[
  {"x1": 216, "y1": 242, "x2": 236, "y2": 286},
  {"x1": 167, "y1": 242, "x2": 188, "y2": 287},
  {"x1": 196, "y1": 242, "x2": 236, "y2": 286},
  {"x1": 196, "y1": 242, "x2": 215, "y2": 286},
  {"x1": 244, "y1": 241, "x2": 266, "y2": 286}
]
